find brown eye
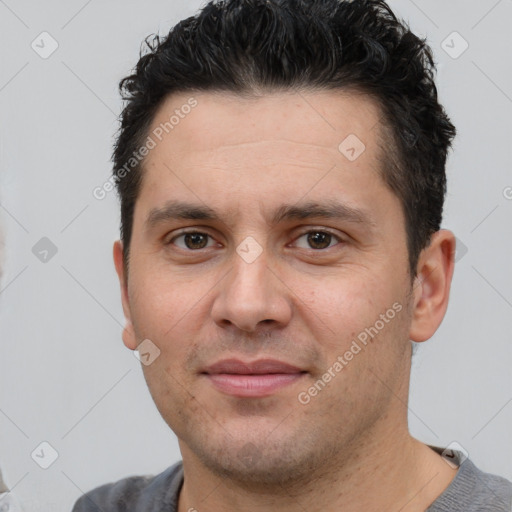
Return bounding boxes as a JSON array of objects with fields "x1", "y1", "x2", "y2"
[
  {"x1": 170, "y1": 232, "x2": 215, "y2": 250},
  {"x1": 294, "y1": 230, "x2": 340, "y2": 250},
  {"x1": 307, "y1": 232, "x2": 332, "y2": 249},
  {"x1": 184, "y1": 233, "x2": 209, "y2": 249}
]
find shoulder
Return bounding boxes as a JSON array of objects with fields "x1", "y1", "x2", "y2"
[
  {"x1": 469, "y1": 464, "x2": 512, "y2": 511},
  {"x1": 428, "y1": 448, "x2": 512, "y2": 512},
  {"x1": 71, "y1": 461, "x2": 184, "y2": 512}
]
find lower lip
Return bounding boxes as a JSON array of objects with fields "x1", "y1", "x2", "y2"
[{"x1": 206, "y1": 373, "x2": 305, "y2": 397}]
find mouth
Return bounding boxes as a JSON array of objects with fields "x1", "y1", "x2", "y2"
[{"x1": 201, "y1": 358, "x2": 308, "y2": 398}]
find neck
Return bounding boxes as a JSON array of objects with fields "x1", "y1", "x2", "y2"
[{"x1": 177, "y1": 423, "x2": 457, "y2": 512}]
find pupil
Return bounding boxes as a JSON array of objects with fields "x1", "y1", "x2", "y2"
[
  {"x1": 185, "y1": 233, "x2": 207, "y2": 249},
  {"x1": 308, "y1": 232, "x2": 331, "y2": 249}
]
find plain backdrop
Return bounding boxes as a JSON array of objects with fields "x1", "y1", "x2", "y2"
[{"x1": 0, "y1": 0, "x2": 511, "y2": 510}]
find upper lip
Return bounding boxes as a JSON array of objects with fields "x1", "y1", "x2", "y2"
[{"x1": 203, "y1": 358, "x2": 304, "y2": 375}]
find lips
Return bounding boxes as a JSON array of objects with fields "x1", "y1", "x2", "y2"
[
  {"x1": 202, "y1": 358, "x2": 307, "y2": 397},
  {"x1": 204, "y1": 358, "x2": 303, "y2": 375}
]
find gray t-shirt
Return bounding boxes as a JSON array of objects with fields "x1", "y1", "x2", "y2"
[{"x1": 72, "y1": 449, "x2": 512, "y2": 511}]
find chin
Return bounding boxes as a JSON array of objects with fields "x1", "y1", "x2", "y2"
[
  {"x1": 202, "y1": 453, "x2": 312, "y2": 487},
  {"x1": 187, "y1": 430, "x2": 322, "y2": 488}
]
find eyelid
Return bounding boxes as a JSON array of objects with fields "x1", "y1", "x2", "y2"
[
  {"x1": 290, "y1": 228, "x2": 345, "y2": 249},
  {"x1": 165, "y1": 228, "x2": 220, "y2": 248},
  {"x1": 294, "y1": 226, "x2": 344, "y2": 238},
  {"x1": 164, "y1": 226, "x2": 345, "y2": 250}
]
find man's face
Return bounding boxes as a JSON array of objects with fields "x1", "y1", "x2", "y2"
[{"x1": 116, "y1": 90, "x2": 417, "y2": 484}]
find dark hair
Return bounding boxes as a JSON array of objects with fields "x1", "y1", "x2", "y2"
[{"x1": 113, "y1": 0, "x2": 456, "y2": 278}]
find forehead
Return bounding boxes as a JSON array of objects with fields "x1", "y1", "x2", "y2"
[
  {"x1": 135, "y1": 89, "x2": 394, "y2": 228},
  {"x1": 146, "y1": 89, "x2": 384, "y2": 158}
]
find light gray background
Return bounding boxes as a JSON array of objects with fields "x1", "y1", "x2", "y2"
[{"x1": 0, "y1": 0, "x2": 511, "y2": 510}]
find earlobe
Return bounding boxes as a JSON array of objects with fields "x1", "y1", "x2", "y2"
[
  {"x1": 122, "y1": 319, "x2": 138, "y2": 351},
  {"x1": 113, "y1": 240, "x2": 138, "y2": 350},
  {"x1": 409, "y1": 230, "x2": 456, "y2": 343}
]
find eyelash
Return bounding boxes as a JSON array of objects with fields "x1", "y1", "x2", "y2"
[{"x1": 166, "y1": 229, "x2": 344, "y2": 251}]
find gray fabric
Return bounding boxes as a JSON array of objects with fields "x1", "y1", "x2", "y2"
[
  {"x1": 72, "y1": 464, "x2": 183, "y2": 512},
  {"x1": 72, "y1": 448, "x2": 512, "y2": 511},
  {"x1": 426, "y1": 448, "x2": 512, "y2": 512}
]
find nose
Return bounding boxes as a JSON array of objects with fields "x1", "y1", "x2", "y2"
[{"x1": 211, "y1": 247, "x2": 293, "y2": 333}]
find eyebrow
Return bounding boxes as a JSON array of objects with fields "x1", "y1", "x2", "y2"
[{"x1": 145, "y1": 199, "x2": 376, "y2": 230}]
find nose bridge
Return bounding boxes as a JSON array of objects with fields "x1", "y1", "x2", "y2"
[
  {"x1": 230, "y1": 246, "x2": 270, "y2": 297},
  {"x1": 211, "y1": 242, "x2": 291, "y2": 331}
]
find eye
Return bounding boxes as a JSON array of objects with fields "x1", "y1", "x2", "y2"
[
  {"x1": 168, "y1": 231, "x2": 217, "y2": 250},
  {"x1": 293, "y1": 230, "x2": 342, "y2": 250}
]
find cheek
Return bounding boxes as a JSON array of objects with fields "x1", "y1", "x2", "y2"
[
  {"x1": 130, "y1": 265, "x2": 209, "y2": 337},
  {"x1": 302, "y1": 274, "x2": 377, "y2": 325},
  {"x1": 301, "y1": 271, "x2": 405, "y2": 353},
  {"x1": 129, "y1": 268, "x2": 212, "y2": 368}
]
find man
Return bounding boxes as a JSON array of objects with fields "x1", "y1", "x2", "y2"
[{"x1": 74, "y1": 0, "x2": 512, "y2": 510}]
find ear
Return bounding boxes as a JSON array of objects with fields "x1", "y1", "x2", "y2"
[
  {"x1": 409, "y1": 229, "x2": 456, "y2": 343},
  {"x1": 113, "y1": 240, "x2": 138, "y2": 350}
]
